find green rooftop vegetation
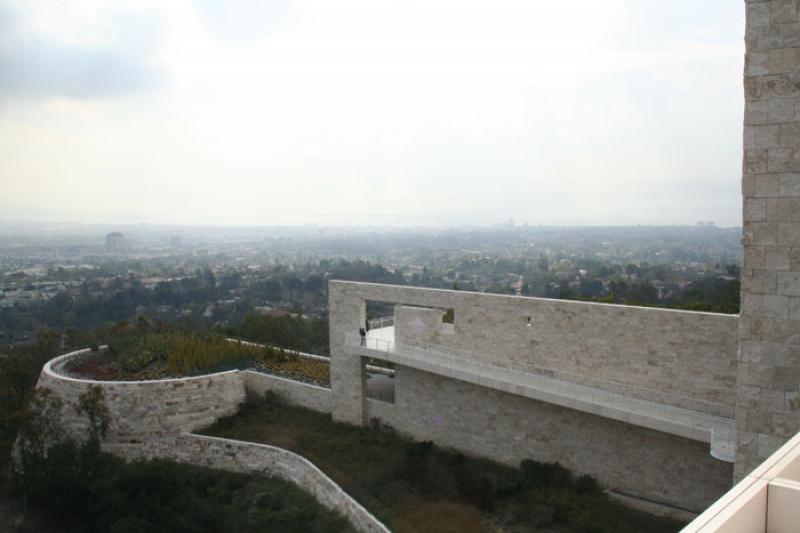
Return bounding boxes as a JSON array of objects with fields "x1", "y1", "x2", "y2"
[{"x1": 64, "y1": 318, "x2": 330, "y2": 384}]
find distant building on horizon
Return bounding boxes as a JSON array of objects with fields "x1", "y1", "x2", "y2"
[{"x1": 105, "y1": 232, "x2": 126, "y2": 251}]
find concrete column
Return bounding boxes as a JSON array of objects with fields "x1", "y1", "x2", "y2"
[
  {"x1": 736, "y1": 0, "x2": 800, "y2": 480},
  {"x1": 329, "y1": 281, "x2": 367, "y2": 425}
]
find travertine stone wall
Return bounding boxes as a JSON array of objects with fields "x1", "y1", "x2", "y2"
[
  {"x1": 366, "y1": 365, "x2": 733, "y2": 513},
  {"x1": 335, "y1": 282, "x2": 738, "y2": 406},
  {"x1": 737, "y1": 0, "x2": 800, "y2": 480},
  {"x1": 38, "y1": 351, "x2": 386, "y2": 533},
  {"x1": 165, "y1": 434, "x2": 389, "y2": 533},
  {"x1": 243, "y1": 371, "x2": 332, "y2": 413},
  {"x1": 38, "y1": 349, "x2": 246, "y2": 448}
]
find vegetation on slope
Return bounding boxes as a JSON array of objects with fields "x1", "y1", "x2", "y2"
[
  {"x1": 3, "y1": 381, "x2": 351, "y2": 532},
  {"x1": 6, "y1": 441, "x2": 352, "y2": 533},
  {"x1": 202, "y1": 393, "x2": 684, "y2": 533}
]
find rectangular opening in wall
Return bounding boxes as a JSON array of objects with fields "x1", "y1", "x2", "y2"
[
  {"x1": 441, "y1": 308, "x2": 455, "y2": 334},
  {"x1": 365, "y1": 300, "x2": 395, "y2": 331},
  {"x1": 366, "y1": 360, "x2": 395, "y2": 403}
]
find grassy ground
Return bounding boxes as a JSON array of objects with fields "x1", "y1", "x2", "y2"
[{"x1": 201, "y1": 394, "x2": 685, "y2": 533}]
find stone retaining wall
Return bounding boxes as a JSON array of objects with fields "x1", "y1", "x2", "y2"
[
  {"x1": 243, "y1": 370, "x2": 332, "y2": 413},
  {"x1": 36, "y1": 349, "x2": 388, "y2": 532},
  {"x1": 164, "y1": 433, "x2": 389, "y2": 533},
  {"x1": 38, "y1": 349, "x2": 246, "y2": 448},
  {"x1": 366, "y1": 365, "x2": 733, "y2": 513}
]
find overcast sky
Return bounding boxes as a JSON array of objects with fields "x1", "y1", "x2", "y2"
[{"x1": 0, "y1": 0, "x2": 745, "y2": 227}]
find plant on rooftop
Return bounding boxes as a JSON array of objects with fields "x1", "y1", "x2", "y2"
[{"x1": 64, "y1": 318, "x2": 332, "y2": 385}]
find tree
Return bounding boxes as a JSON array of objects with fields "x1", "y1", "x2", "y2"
[{"x1": 76, "y1": 386, "x2": 110, "y2": 447}]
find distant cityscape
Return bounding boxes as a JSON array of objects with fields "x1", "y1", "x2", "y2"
[{"x1": 0, "y1": 223, "x2": 741, "y2": 346}]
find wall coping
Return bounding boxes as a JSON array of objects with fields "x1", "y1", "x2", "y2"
[
  {"x1": 241, "y1": 369, "x2": 332, "y2": 392},
  {"x1": 330, "y1": 280, "x2": 740, "y2": 318},
  {"x1": 44, "y1": 348, "x2": 241, "y2": 386}
]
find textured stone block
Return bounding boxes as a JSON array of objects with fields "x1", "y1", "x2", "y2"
[
  {"x1": 750, "y1": 51, "x2": 772, "y2": 76},
  {"x1": 758, "y1": 433, "x2": 786, "y2": 459},
  {"x1": 769, "y1": 148, "x2": 800, "y2": 172},
  {"x1": 780, "y1": 122, "x2": 800, "y2": 147},
  {"x1": 746, "y1": 245, "x2": 768, "y2": 269},
  {"x1": 788, "y1": 296, "x2": 800, "y2": 319},
  {"x1": 777, "y1": 222, "x2": 800, "y2": 244},
  {"x1": 766, "y1": 247, "x2": 791, "y2": 269},
  {"x1": 761, "y1": 294, "x2": 789, "y2": 319},
  {"x1": 750, "y1": 2, "x2": 772, "y2": 28},
  {"x1": 778, "y1": 173, "x2": 800, "y2": 195},
  {"x1": 744, "y1": 269, "x2": 777, "y2": 294},
  {"x1": 762, "y1": 388, "x2": 787, "y2": 412},
  {"x1": 746, "y1": 100, "x2": 770, "y2": 124},
  {"x1": 738, "y1": 384, "x2": 761, "y2": 410},
  {"x1": 770, "y1": 97, "x2": 797, "y2": 122},
  {"x1": 769, "y1": 47, "x2": 800, "y2": 73},
  {"x1": 768, "y1": 198, "x2": 793, "y2": 221},
  {"x1": 773, "y1": 412, "x2": 799, "y2": 437},
  {"x1": 746, "y1": 198, "x2": 768, "y2": 221},
  {"x1": 771, "y1": 0, "x2": 798, "y2": 24},
  {"x1": 756, "y1": 124, "x2": 782, "y2": 148},
  {"x1": 747, "y1": 148, "x2": 770, "y2": 173},
  {"x1": 754, "y1": 222, "x2": 780, "y2": 244},
  {"x1": 777, "y1": 271, "x2": 800, "y2": 295}
]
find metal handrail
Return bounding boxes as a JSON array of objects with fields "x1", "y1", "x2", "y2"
[
  {"x1": 367, "y1": 316, "x2": 394, "y2": 330},
  {"x1": 349, "y1": 333, "x2": 734, "y2": 422},
  {"x1": 229, "y1": 338, "x2": 394, "y2": 375}
]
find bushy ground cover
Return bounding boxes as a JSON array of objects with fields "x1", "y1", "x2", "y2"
[
  {"x1": 64, "y1": 318, "x2": 330, "y2": 384},
  {"x1": 202, "y1": 394, "x2": 684, "y2": 533},
  {"x1": 5, "y1": 439, "x2": 353, "y2": 533}
]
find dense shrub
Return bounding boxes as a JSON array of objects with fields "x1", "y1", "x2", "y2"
[
  {"x1": 203, "y1": 399, "x2": 684, "y2": 533},
  {"x1": 12, "y1": 440, "x2": 353, "y2": 533}
]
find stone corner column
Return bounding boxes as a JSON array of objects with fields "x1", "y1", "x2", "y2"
[{"x1": 735, "y1": 0, "x2": 800, "y2": 481}]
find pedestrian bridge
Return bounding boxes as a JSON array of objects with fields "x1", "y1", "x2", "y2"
[{"x1": 352, "y1": 322, "x2": 736, "y2": 462}]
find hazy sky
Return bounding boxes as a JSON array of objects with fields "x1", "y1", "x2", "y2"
[{"x1": 0, "y1": 0, "x2": 745, "y2": 227}]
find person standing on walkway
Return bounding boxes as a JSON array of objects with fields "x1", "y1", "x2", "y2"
[{"x1": 359, "y1": 327, "x2": 367, "y2": 346}]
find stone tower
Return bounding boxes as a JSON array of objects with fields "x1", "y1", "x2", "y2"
[{"x1": 736, "y1": 0, "x2": 800, "y2": 480}]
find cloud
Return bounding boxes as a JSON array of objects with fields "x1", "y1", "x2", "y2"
[
  {"x1": 0, "y1": 3, "x2": 167, "y2": 100},
  {"x1": 192, "y1": 0, "x2": 295, "y2": 44}
]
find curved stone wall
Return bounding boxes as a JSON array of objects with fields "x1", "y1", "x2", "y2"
[
  {"x1": 37, "y1": 349, "x2": 387, "y2": 532},
  {"x1": 37, "y1": 349, "x2": 389, "y2": 533},
  {"x1": 38, "y1": 348, "x2": 247, "y2": 451},
  {"x1": 170, "y1": 433, "x2": 389, "y2": 533}
]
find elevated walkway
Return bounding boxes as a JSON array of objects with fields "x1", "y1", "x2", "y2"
[{"x1": 354, "y1": 326, "x2": 735, "y2": 461}]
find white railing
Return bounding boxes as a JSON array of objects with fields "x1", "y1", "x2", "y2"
[
  {"x1": 367, "y1": 316, "x2": 394, "y2": 330},
  {"x1": 230, "y1": 338, "x2": 394, "y2": 376},
  {"x1": 347, "y1": 333, "x2": 735, "y2": 423}
]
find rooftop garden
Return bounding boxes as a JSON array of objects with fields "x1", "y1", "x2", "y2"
[
  {"x1": 63, "y1": 318, "x2": 330, "y2": 385},
  {"x1": 201, "y1": 393, "x2": 684, "y2": 533}
]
